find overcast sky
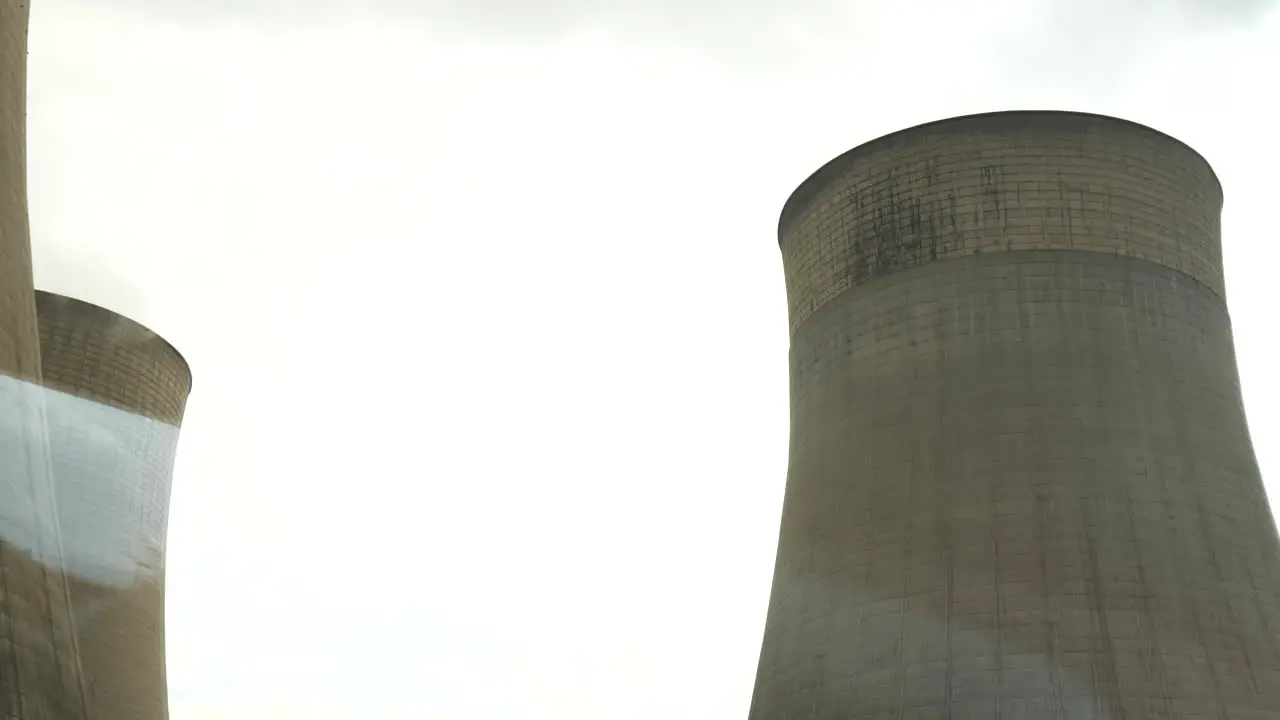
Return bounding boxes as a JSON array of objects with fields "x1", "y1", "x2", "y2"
[{"x1": 22, "y1": 0, "x2": 1280, "y2": 717}]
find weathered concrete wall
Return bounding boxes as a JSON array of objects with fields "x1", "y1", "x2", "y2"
[
  {"x1": 37, "y1": 293, "x2": 191, "y2": 427},
  {"x1": 37, "y1": 291, "x2": 191, "y2": 720},
  {"x1": 750, "y1": 112, "x2": 1280, "y2": 718},
  {"x1": 0, "y1": 1, "x2": 39, "y2": 381},
  {"x1": 0, "y1": 4, "x2": 91, "y2": 718},
  {"x1": 778, "y1": 112, "x2": 1222, "y2": 335}
]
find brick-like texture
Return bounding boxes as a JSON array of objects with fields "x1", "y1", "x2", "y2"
[
  {"x1": 0, "y1": 4, "x2": 91, "y2": 718},
  {"x1": 778, "y1": 111, "x2": 1222, "y2": 335},
  {"x1": 36, "y1": 293, "x2": 191, "y2": 427},
  {"x1": 36, "y1": 291, "x2": 191, "y2": 720},
  {"x1": 750, "y1": 112, "x2": 1280, "y2": 718}
]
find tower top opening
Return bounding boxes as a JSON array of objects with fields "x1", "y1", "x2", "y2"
[{"x1": 778, "y1": 110, "x2": 1223, "y2": 246}]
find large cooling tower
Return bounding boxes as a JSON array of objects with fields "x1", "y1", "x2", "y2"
[
  {"x1": 1, "y1": 5, "x2": 91, "y2": 718},
  {"x1": 749, "y1": 111, "x2": 1280, "y2": 718},
  {"x1": 36, "y1": 292, "x2": 192, "y2": 720}
]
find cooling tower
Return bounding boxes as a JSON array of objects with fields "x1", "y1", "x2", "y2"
[
  {"x1": 748, "y1": 111, "x2": 1280, "y2": 718},
  {"x1": 1, "y1": 5, "x2": 91, "y2": 718},
  {"x1": 36, "y1": 291, "x2": 192, "y2": 720}
]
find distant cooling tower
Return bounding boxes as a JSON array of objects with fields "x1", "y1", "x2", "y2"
[
  {"x1": 749, "y1": 111, "x2": 1280, "y2": 717},
  {"x1": 1, "y1": 5, "x2": 91, "y2": 718},
  {"x1": 37, "y1": 292, "x2": 192, "y2": 720}
]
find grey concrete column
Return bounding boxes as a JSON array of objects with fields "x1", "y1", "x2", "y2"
[
  {"x1": 0, "y1": 3, "x2": 91, "y2": 718},
  {"x1": 36, "y1": 291, "x2": 192, "y2": 720},
  {"x1": 749, "y1": 111, "x2": 1280, "y2": 718}
]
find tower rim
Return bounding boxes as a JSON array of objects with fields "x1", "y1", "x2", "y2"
[
  {"x1": 777, "y1": 109, "x2": 1224, "y2": 247},
  {"x1": 34, "y1": 290, "x2": 194, "y2": 395}
]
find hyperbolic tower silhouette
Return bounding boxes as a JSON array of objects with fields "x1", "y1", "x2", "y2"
[
  {"x1": 2, "y1": 6, "x2": 192, "y2": 719},
  {"x1": 749, "y1": 111, "x2": 1280, "y2": 717},
  {"x1": 38, "y1": 291, "x2": 192, "y2": 720}
]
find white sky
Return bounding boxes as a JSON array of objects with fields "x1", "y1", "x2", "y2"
[{"x1": 21, "y1": 0, "x2": 1280, "y2": 717}]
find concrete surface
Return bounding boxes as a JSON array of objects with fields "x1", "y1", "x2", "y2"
[
  {"x1": 0, "y1": 4, "x2": 91, "y2": 717},
  {"x1": 749, "y1": 111, "x2": 1280, "y2": 718},
  {"x1": 37, "y1": 291, "x2": 191, "y2": 720}
]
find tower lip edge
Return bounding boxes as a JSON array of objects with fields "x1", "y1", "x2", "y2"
[
  {"x1": 34, "y1": 289, "x2": 194, "y2": 397},
  {"x1": 776, "y1": 109, "x2": 1225, "y2": 249}
]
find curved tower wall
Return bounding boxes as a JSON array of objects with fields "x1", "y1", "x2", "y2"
[
  {"x1": 0, "y1": 5, "x2": 91, "y2": 718},
  {"x1": 36, "y1": 291, "x2": 192, "y2": 720},
  {"x1": 0, "y1": 0, "x2": 41, "y2": 381},
  {"x1": 750, "y1": 111, "x2": 1280, "y2": 718}
]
